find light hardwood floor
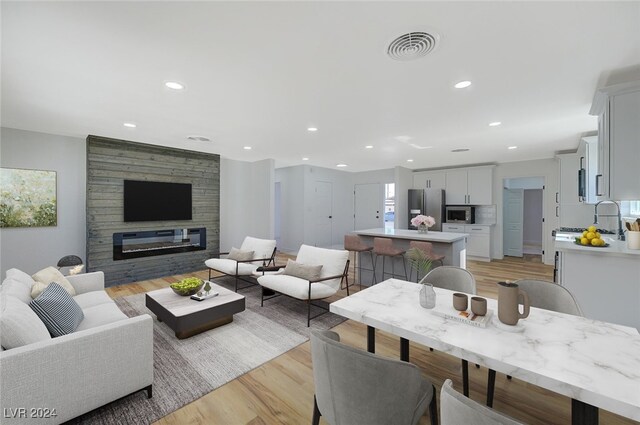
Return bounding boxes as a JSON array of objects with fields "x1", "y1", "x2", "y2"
[{"x1": 105, "y1": 256, "x2": 637, "y2": 425}]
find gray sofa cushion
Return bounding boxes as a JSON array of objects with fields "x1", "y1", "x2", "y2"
[
  {"x1": 0, "y1": 295, "x2": 51, "y2": 349},
  {"x1": 76, "y1": 302, "x2": 128, "y2": 332},
  {"x1": 30, "y1": 283, "x2": 84, "y2": 337},
  {"x1": 73, "y1": 290, "x2": 114, "y2": 310}
]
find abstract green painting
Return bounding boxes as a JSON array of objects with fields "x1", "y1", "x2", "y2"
[{"x1": 0, "y1": 168, "x2": 57, "y2": 228}]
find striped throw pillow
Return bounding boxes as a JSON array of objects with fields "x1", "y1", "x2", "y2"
[{"x1": 29, "y1": 282, "x2": 84, "y2": 337}]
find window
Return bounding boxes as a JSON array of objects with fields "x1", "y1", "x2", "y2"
[
  {"x1": 630, "y1": 201, "x2": 640, "y2": 216},
  {"x1": 384, "y1": 183, "x2": 395, "y2": 230}
]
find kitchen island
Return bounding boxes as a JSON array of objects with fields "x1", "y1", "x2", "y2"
[
  {"x1": 351, "y1": 228, "x2": 468, "y2": 285},
  {"x1": 555, "y1": 233, "x2": 640, "y2": 329}
]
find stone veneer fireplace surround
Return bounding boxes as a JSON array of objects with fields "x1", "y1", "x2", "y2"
[{"x1": 86, "y1": 135, "x2": 220, "y2": 287}]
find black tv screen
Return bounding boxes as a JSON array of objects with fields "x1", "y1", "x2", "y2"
[{"x1": 124, "y1": 180, "x2": 192, "y2": 222}]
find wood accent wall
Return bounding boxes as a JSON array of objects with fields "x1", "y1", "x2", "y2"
[{"x1": 86, "y1": 136, "x2": 220, "y2": 287}]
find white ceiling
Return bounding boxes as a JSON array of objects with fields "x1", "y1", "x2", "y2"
[{"x1": 2, "y1": 1, "x2": 639, "y2": 172}]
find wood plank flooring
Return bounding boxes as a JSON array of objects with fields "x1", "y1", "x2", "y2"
[{"x1": 105, "y1": 255, "x2": 638, "y2": 425}]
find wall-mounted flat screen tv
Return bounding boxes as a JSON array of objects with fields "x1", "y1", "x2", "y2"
[{"x1": 124, "y1": 180, "x2": 192, "y2": 222}]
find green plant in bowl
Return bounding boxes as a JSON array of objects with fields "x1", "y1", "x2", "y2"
[{"x1": 170, "y1": 277, "x2": 204, "y2": 296}]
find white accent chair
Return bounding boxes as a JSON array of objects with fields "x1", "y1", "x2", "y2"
[
  {"x1": 204, "y1": 236, "x2": 277, "y2": 292},
  {"x1": 257, "y1": 245, "x2": 350, "y2": 326}
]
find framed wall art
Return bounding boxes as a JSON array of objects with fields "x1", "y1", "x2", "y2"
[{"x1": 0, "y1": 167, "x2": 57, "y2": 228}]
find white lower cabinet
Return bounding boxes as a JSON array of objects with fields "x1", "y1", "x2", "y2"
[{"x1": 442, "y1": 224, "x2": 492, "y2": 262}]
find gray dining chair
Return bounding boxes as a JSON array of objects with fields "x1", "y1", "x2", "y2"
[
  {"x1": 310, "y1": 329, "x2": 438, "y2": 425},
  {"x1": 486, "y1": 279, "x2": 583, "y2": 407},
  {"x1": 420, "y1": 266, "x2": 477, "y2": 397},
  {"x1": 441, "y1": 379, "x2": 524, "y2": 425}
]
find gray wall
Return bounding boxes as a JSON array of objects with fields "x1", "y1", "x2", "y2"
[
  {"x1": 0, "y1": 127, "x2": 86, "y2": 277},
  {"x1": 220, "y1": 158, "x2": 274, "y2": 251},
  {"x1": 86, "y1": 136, "x2": 220, "y2": 286}
]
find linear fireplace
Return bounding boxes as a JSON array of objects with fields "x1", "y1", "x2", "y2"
[{"x1": 113, "y1": 228, "x2": 206, "y2": 260}]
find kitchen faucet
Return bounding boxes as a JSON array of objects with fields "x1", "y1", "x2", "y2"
[{"x1": 594, "y1": 200, "x2": 625, "y2": 241}]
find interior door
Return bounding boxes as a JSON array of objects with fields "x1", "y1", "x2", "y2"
[
  {"x1": 355, "y1": 183, "x2": 383, "y2": 230},
  {"x1": 503, "y1": 188, "x2": 524, "y2": 257},
  {"x1": 314, "y1": 181, "x2": 333, "y2": 247}
]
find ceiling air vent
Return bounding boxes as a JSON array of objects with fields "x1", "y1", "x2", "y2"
[
  {"x1": 387, "y1": 31, "x2": 438, "y2": 61},
  {"x1": 187, "y1": 135, "x2": 211, "y2": 142}
]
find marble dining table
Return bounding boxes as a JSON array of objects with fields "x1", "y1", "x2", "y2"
[{"x1": 329, "y1": 279, "x2": 640, "y2": 425}]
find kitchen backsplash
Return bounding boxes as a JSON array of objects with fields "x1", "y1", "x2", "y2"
[{"x1": 475, "y1": 205, "x2": 497, "y2": 224}]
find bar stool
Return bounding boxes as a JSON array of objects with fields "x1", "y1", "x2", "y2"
[
  {"x1": 408, "y1": 241, "x2": 445, "y2": 282},
  {"x1": 343, "y1": 235, "x2": 374, "y2": 289},
  {"x1": 372, "y1": 237, "x2": 408, "y2": 283}
]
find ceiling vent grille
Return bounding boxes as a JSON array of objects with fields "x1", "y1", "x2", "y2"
[
  {"x1": 187, "y1": 135, "x2": 211, "y2": 142},
  {"x1": 387, "y1": 31, "x2": 438, "y2": 61}
]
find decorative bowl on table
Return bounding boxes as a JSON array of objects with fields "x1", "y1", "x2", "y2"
[{"x1": 170, "y1": 277, "x2": 204, "y2": 296}]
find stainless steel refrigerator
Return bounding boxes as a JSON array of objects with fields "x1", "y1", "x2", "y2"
[{"x1": 408, "y1": 189, "x2": 445, "y2": 231}]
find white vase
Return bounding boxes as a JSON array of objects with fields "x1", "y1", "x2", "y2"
[
  {"x1": 419, "y1": 283, "x2": 436, "y2": 309},
  {"x1": 628, "y1": 231, "x2": 640, "y2": 250}
]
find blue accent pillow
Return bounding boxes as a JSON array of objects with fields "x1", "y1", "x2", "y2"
[{"x1": 29, "y1": 282, "x2": 84, "y2": 337}]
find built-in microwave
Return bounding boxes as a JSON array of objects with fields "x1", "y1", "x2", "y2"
[{"x1": 445, "y1": 206, "x2": 475, "y2": 224}]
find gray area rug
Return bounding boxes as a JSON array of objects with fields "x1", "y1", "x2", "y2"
[{"x1": 68, "y1": 278, "x2": 345, "y2": 424}]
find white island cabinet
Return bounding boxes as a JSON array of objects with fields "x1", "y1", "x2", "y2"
[{"x1": 556, "y1": 235, "x2": 640, "y2": 330}]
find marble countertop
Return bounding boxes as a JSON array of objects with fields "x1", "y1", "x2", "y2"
[
  {"x1": 330, "y1": 279, "x2": 640, "y2": 421},
  {"x1": 352, "y1": 228, "x2": 468, "y2": 243},
  {"x1": 555, "y1": 232, "x2": 640, "y2": 257}
]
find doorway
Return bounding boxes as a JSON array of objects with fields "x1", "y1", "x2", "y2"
[
  {"x1": 503, "y1": 177, "x2": 544, "y2": 259},
  {"x1": 314, "y1": 181, "x2": 333, "y2": 247},
  {"x1": 384, "y1": 183, "x2": 395, "y2": 230},
  {"x1": 354, "y1": 183, "x2": 383, "y2": 230}
]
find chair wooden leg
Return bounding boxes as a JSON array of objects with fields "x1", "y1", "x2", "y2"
[
  {"x1": 312, "y1": 395, "x2": 321, "y2": 425},
  {"x1": 428, "y1": 385, "x2": 438, "y2": 425},
  {"x1": 462, "y1": 359, "x2": 469, "y2": 397},
  {"x1": 487, "y1": 369, "x2": 496, "y2": 407}
]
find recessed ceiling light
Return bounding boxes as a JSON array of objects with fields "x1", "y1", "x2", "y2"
[
  {"x1": 123, "y1": 122, "x2": 136, "y2": 128},
  {"x1": 365, "y1": 145, "x2": 373, "y2": 149},
  {"x1": 336, "y1": 163, "x2": 347, "y2": 168},
  {"x1": 489, "y1": 121, "x2": 502, "y2": 127},
  {"x1": 302, "y1": 157, "x2": 309, "y2": 161},
  {"x1": 407, "y1": 159, "x2": 414, "y2": 162},
  {"x1": 165, "y1": 81, "x2": 185, "y2": 90},
  {"x1": 508, "y1": 146, "x2": 518, "y2": 150},
  {"x1": 187, "y1": 135, "x2": 210, "y2": 142},
  {"x1": 243, "y1": 146, "x2": 252, "y2": 150},
  {"x1": 454, "y1": 81, "x2": 472, "y2": 89},
  {"x1": 307, "y1": 127, "x2": 318, "y2": 132},
  {"x1": 451, "y1": 148, "x2": 470, "y2": 153}
]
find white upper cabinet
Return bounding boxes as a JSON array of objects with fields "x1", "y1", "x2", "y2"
[
  {"x1": 467, "y1": 167, "x2": 493, "y2": 205},
  {"x1": 413, "y1": 171, "x2": 446, "y2": 190},
  {"x1": 444, "y1": 167, "x2": 493, "y2": 205},
  {"x1": 590, "y1": 81, "x2": 640, "y2": 201},
  {"x1": 445, "y1": 169, "x2": 468, "y2": 204}
]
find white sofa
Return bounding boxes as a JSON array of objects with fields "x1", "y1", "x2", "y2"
[{"x1": 0, "y1": 270, "x2": 153, "y2": 424}]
